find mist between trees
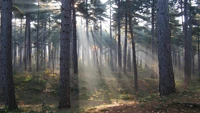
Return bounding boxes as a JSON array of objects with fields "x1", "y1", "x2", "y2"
[{"x1": 0, "y1": 0, "x2": 200, "y2": 112}]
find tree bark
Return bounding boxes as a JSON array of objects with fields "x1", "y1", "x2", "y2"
[
  {"x1": 26, "y1": 14, "x2": 32, "y2": 72},
  {"x1": 72, "y1": 0, "x2": 78, "y2": 74},
  {"x1": 117, "y1": 0, "x2": 122, "y2": 75},
  {"x1": 151, "y1": 0, "x2": 155, "y2": 78},
  {"x1": 36, "y1": 0, "x2": 40, "y2": 72},
  {"x1": 157, "y1": 0, "x2": 176, "y2": 96},
  {"x1": 198, "y1": 30, "x2": 200, "y2": 77},
  {"x1": 109, "y1": 0, "x2": 114, "y2": 71},
  {"x1": 58, "y1": 0, "x2": 71, "y2": 109},
  {"x1": 184, "y1": 0, "x2": 192, "y2": 86},
  {"x1": 128, "y1": 13, "x2": 138, "y2": 92},
  {"x1": 1, "y1": 0, "x2": 18, "y2": 109},
  {"x1": 123, "y1": 13, "x2": 128, "y2": 74}
]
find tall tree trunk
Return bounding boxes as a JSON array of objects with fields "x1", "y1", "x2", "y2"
[
  {"x1": 1, "y1": 0, "x2": 18, "y2": 109},
  {"x1": 123, "y1": 13, "x2": 128, "y2": 74},
  {"x1": 48, "y1": 14, "x2": 51, "y2": 69},
  {"x1": 43, "y1": 22, "x2": 47, "y2": 69},
  {"x1": 72, "y1": 0, "x2": 78, "y2": 74},
  {"x1": 109, "y1": 0, "x2": 114, "y2": 71},
  {"x1": 52, "y1": 42, "x2": 55, "y2": 74},
  {"x1": 86, "y1": 0, "x2": 90, "y2": 66},
  {"x1": 128, "y1": 12, "x2": 138, "y2": 92},
  {"x1": 117, "y1": 0, "x2": 122, "y2": 75},
  {"x1": 157, "y1": 0, "x2": 175, "y2": 96},
  {"x1": 151, "y1": 0, "x2": 156, "y2": 78},
  {"x1": 58, "y1": 0, "x2": 71, "y2": 109},
  {"x1": 198, "y1": 30, "x2": 200, "y2": 77},
  {"x1": 27, "y1": 14, "x2": 32, "y2": 71},
  {"x1": 127, "y1": 47, "x2": 131, "y2": 72},
  {"x1": 19, "y1": 18, "x2": 23, "y2": 69},
  {"x1": 24, "y1": 17, "x2": 28, "y2": 71},
  {"x1": 36, "y1": 0, "x2": 40, "y2": 72},
  {"x1": 100, "y1": 20, "x2": 103, "y2": 70},
  {"x1": 13, "y1": 41, "x2": 17, "y2": 70},
  {"x1": 184, "y1": 0, "x2": 192, "y2": 86}
]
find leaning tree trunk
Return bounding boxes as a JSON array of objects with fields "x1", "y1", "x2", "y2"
[
  {"x1": 157, "y1": 0, "x2": 176, "y2": 96},
  {"x1": 58, "y1": 0, "x2": 71, "y2": 109},
  {"x1": 1, "y1": 0, "x2": 18, "y2": 109}
]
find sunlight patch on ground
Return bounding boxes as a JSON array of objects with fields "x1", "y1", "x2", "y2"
[{"x1": 86, "y1": 101, "x2": 138, "y2": 112}]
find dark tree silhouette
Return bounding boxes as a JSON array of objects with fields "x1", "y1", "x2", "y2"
[
  {"x1": 1, "y1": 0, "x2": 18, "y2": 110},
  {"x1": 58, "y1": 0, "x2": 71, "y2": 109},
  {"x1": 157, "y1": 0, "x2": 176, "y2": 96}
]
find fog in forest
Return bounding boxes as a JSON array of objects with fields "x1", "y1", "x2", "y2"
[{"x1": 0, "y1": 0, "x2": 200, "y2": 112}]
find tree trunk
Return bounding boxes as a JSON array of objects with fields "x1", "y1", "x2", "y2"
[
  {"x1": 198, "y1": 30, "x2": 200, "y2": 77},
  {"x1": 13, "y1": 41, "x2": 17, "y2": 70},
  {"x1": 109, "y1": 0, "x2": 114, "y2": 71},
  {"x1": 117, "y1": 0, "x2": 122, "y2": 75},
  {"x1": 184, "y1": 0, "x2": 192, "y2": 86},
  {"x1": 43, "y1": 22, "x2": 47, "y2": 69},
  {"x1": 19, "y1": 18, "x2": 23, "y2": 69},
  {"x1": 123, "y1": 13, "x2": 128, "y2": 74},
  {"x1": 157, "y1": 0, "x2": 176, "y2": 96},
  {"x1": 86, "y1": 0, "x2": 90, "y2": 66},
  {"x1": 72, "y1": 0, "x2": 78, "y2": 74},
  {"x1": 36, "y1": 0, "x2": 40, "y2": 72},
  {"x1": 128, "y1": 12, "x2": 138, "y2": 92},
  {"x1": 127, "y1": 47, "x2": 131, "y2": 72},
  {"x1": 48, "y1": 14, "x2": 51, "y2": 69},
  {"x1": 24, "y1": 16, "x2": 27, "y2": 71},
  {"x1": 100, "y1": 20, "x2": 103, "y2": 70},
  {"x1": 27, "y1": 14, "x2": 32, "y2": 72},
  {"x1": 151, "y1": 0, "x2": 156, "y2": 78},
  {"x1": 1, "y1": 0, "x2": 18, "y2": 109},
  {"x1": 58, "y1": 0, "x2": 71, "y2": 109}
]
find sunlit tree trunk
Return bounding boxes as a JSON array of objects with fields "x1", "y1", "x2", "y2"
[
  {"x1": 157, "y1": 0, "x2": 175, "y2": 96},
  {"x1": 1, "y1": 0, "x2": 18, "y2": 109},
  {"x1": 58, "y1": 0, "x2": 71, "y2": 109}
]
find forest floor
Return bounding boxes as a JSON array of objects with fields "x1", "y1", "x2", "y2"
[{"x1": 0, "y1": 67, "x2": 200, "y2": 113}]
